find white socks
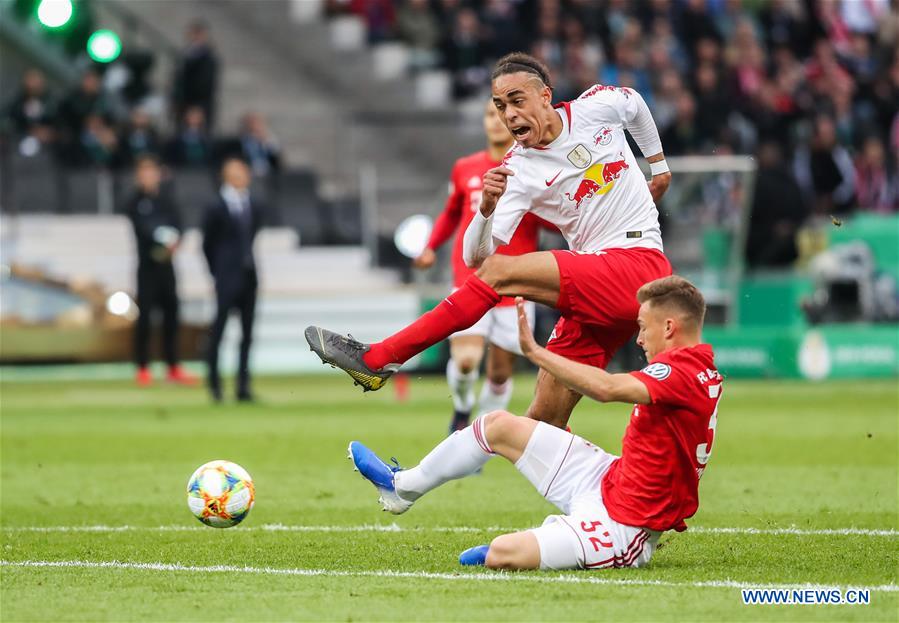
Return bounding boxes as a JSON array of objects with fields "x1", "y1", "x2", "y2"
[
  {"x1": 476, "y1": 378, "x2": 513, "y2": 416},
  {"x1": 448, "y1": 359, "x2": 515, "y2": 417},
  {"x1": 446, "y1": 360, "x2": 478, "y2": 413},
  {"x1": 394, "y1": 416, "x2": 493, "y2": 501}
]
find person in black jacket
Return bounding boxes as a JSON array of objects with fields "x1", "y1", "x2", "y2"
[
  {"x1": 202, "y1": 157, "x2": 262, "y2": 402},
  {"x1": 173, "y1": 20, "x2": 219, "y2": 130},
  {"x1": 126, "y1": 156, "x2": 197, "y2": 386},
  {"x1": 3, "y1": 68, "x2": 56, "y2": 144},
  {"x1": 746, "y1": 141, "x2": 809, "y2": 268}
]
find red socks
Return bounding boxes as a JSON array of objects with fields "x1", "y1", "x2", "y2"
[{"x1": 363, "y1": 275, "x2": 501, "y2": 370}]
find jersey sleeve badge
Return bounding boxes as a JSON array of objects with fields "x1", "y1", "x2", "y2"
[{"x1": 640, "y1": 362, "x2": 672, "y2": 381}]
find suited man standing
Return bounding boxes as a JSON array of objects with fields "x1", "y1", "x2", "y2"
[
  {"x1": 173, "y1": 20, "x2": 219, "y2": 130},
  {"x1": 202, "y1": 157, "x2": 262, "y2": 402},
  {"x1": 126, "y1": 156, "x2": 197, "y2": 386}
]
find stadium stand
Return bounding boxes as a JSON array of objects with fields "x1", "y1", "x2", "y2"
[{"x1": 2, "y1": 0, "x2": 897, "y2": 376}]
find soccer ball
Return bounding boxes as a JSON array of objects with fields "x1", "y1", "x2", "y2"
[{"x1": 186, "y1": 460, "x2": 255, "y2": 528}]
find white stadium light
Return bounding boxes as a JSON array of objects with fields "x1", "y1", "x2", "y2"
[
  {"x1": 36, "y1": 0, "x2": 73, "y2": 28},
  {"x1": 106, "y1": 291, "x2": 134, "y2": 316},
  {"x1": 394, "y1": 214, "x2": 433, "y2": 259}
]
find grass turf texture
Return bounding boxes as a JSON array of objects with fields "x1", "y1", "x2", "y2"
[{"x1": 1, "y1": 374, "x2": 896, "y2": 622}]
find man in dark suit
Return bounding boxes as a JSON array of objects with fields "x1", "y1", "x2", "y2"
[
  {"x1": 202, "y1": 157, "x2": 262, "y2": 402},
  {"x1": 126, "y1": 156, "x2": 197, "y2": 386},
  {"x1": 173, "y1": 20, "x2": 219, "y2": 130}
]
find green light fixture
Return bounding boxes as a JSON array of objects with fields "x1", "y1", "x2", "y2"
[{"x1": 87, "y1": 29, "x2": 122, "y2": 63}]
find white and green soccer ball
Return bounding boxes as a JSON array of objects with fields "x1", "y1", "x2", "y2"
[{"x1": 187, "y1": 460, "x2": 255, "y2": 528}]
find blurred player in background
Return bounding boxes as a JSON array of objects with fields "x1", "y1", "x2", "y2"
[
  {"x1": 414, "y1": 100, "x2": 542, "y2": 433},
  {"x1": 307, "y1": 52, "x2": 672, "y2": 430},
  {"x1": 125, "y1": 156, "x2": 196, "y2": 386},
  {"x1": 348, "y1": 276, "x2": 721, "y2": 571}
]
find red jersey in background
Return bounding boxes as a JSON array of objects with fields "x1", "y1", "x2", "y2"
[{"x1": 425, "y1": 150, "x2": 543, "y2": 307}]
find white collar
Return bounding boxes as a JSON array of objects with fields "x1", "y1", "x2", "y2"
[{"x1": 221, "y1": 184, "x2": 248, "y2": 203}]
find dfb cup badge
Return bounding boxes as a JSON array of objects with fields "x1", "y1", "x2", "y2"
[{"x1": 566, "y1": 144, "x2": 592, "y2": 169}]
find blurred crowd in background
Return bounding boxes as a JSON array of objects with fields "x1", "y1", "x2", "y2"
[
  {"x1": 328, "y1": 0, "x2": 898, "y2": 222},
  {"x1": 3, "y1": 19, "x2": 281, "y2": 179},
  {"x1": 3, "y1": 0, "x2": 898, "y2": 273}
]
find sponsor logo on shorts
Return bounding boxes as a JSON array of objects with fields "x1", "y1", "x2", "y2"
[{"x1": 641, "y1": 363, "x2": 671, "y2": 380}]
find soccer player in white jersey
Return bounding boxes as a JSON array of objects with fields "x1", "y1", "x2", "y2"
[
  {"x1": 307, "y1": 52, "x2": 673, "y2": 430},
  {"x1": 415, "y1": 101, "x2": 545, "y2": 433},
  {"x1": 347, "y1": 276, "x2": 722, "y2": 570}
]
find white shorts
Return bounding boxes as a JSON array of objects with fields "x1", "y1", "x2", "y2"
[
  {"x1": 515, "y1": 422, "x2": 661, "y2": 571},
  {"x1": 451, "y1": 301, "x2": 535, "y2": 355}
]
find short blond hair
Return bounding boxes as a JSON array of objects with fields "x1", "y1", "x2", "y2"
[{"x1": 637, "y1": 275, "x2": 706, "y2": 327}]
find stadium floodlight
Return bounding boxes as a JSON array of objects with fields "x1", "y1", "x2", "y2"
[
  {"x1": 87, "y1": 29, "x2": 122, "y2": 63},
  {"x1": 394, "y1": 214, "x2": 433, "y2": 259},
  {"x1": 36, "y1": 0, "x2": 73, "y2": 28},
  {"x1": 106, "y1": 291, "x2": 134, "y2": 316}
]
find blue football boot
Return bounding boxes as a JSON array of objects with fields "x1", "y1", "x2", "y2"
[
  {"x1": 347, "y1": 441, "x2": 413, "y2": 514},
  {"x1": 459, "y1": 544, "x2": 490, "y2": 566}
]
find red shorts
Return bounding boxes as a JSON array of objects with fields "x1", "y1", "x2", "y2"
[{"x1": 547, "y1": 248, "x2": 672, "y2": 368}]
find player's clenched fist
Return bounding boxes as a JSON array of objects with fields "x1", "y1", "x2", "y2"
[
  {"x1": 413, "y1": 247, "x2": 436, "y2": 269},
  {"x1": 480, "y1": 166, "x2": 514, "y2": 217}
]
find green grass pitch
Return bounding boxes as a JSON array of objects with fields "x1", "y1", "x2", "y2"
[{"x1": 1, "y1": 373, "x2": 897, "y2": 621}]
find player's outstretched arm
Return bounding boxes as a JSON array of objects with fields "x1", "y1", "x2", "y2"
[
  {"x1": 417, "y1": 167, "x2": 466, "y2": 269},
  {"x1": 619, "y1": 88, "x2": 671, "y2": 203},
  {"x1": 516, "y1": 298, "x2": 651, "y2": 405}
]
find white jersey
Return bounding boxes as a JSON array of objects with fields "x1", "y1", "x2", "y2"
[{"x1": 491, "y1": 85, "x2": 664, "y2": 255}]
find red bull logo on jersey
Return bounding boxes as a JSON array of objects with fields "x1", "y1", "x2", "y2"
[{"x1": 564, "y1": 153, "x2": 629, "y2": 209}]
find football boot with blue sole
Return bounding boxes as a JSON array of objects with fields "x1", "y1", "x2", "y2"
[{"x1": 347, "y1": 441, "x2": 412, "y2": 514}]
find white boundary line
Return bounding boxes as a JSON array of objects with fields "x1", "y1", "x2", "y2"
[
  {"x1": 2, "y1": 560, "x2": 897, "y2": 593},
  {"x1": 2, "y1": 524, "x2": 897, "y2": 537}
]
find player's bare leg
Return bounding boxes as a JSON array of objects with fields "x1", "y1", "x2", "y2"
[
  {"x1": 526, "y1": 368, "x2": 583, "y2": 429},
  {"x1": 348, "y1": 410, "x2": 536, "y2": 512},
  {"x1": 305, "y1": 251, "x2": 559, "y2": 391},
  {"x1": 349, "y1": 409, "x2": 576, "y2": 569},
  {"x1": 485, "y1": 343, "x2": 516, "y2": 385},
  {"x1": 475, "y1": 251, "x2": 560, "y2": 306},
  {"x1": 484, "y1": 532, "x2": 541, "y2": 570},
  {"x1": 447, "y1": 335, "x2": 485, "y2": 431}
]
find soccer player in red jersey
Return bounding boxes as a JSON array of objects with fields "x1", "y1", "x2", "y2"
[
  {"x1": 347, "y1": 276, "x2": 722, "y2": 570},
  {"x1": 307, "y1": 52, "x2": 672, "y2": 430},
  {"x1": 414, "y1": 100, "x2": 544, "y2": 432}
]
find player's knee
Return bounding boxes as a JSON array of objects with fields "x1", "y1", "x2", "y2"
[
  {"x1": 486, "y1": 371, "x2": 511, "y2": 386},
  {"x1": 476, "y1": 255, "x2": 510, "y2": 291},
  {"x1": 482, "y1": 410, "x2": 519, "y2": 446},
  {"x1": 485, "y1": 535, "x2": 517, "y2": 569},
  {"x1": 486, "y1": 363, "x2": 513, "y2": 385},
  {"x1": 485, "y1": 534, "x2": 536, "y2": 570},
  {"x1": 450, "y1": 347, "x2": 482, "y2": 374}
]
